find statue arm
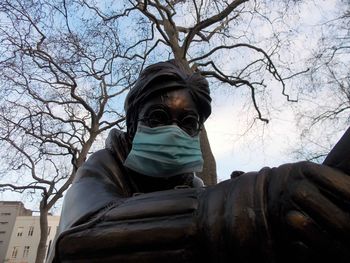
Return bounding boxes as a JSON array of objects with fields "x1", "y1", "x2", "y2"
[
  {"x1": 53, "y1": 162, "x2": 350, "y2": 263},
  {"x1": 57, "y1": 148, "x2": 130, "y2": 232}
]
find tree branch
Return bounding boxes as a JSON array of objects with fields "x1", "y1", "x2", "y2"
[{"x1": 182, "y1": 0, "x2": 248, "y2": 55}]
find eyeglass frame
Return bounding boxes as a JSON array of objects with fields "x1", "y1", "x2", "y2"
[{"x1": 138, "y1": 106, "x2": 203, "y2": 137}]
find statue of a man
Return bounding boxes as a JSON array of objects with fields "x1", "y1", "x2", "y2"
[{"x1": 48, "y1": 60, "x2": 350, "y2": 263}]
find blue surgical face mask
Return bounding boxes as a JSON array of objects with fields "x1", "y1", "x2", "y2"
[{"x1": 124, "y1": 124, "x2": 203, "y2": 178}]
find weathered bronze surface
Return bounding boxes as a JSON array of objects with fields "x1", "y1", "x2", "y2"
[{"x1": 48, "y1": 61, "x2": 350, "y2": 263}]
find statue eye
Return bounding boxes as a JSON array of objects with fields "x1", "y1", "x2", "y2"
[
  {"x1": 147, "y1": 109, "x2": 170, "y2": 127},
  {"x1": 180, "y1": 115, "x2": 201, "y2": 136}
]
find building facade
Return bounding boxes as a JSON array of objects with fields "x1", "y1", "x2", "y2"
[
  {"x1": 0, "y1": 202, "x2": 32, "y2": 263},
  {"x1": 4, "y1": 215, "x2": 60, "y2": 263}
]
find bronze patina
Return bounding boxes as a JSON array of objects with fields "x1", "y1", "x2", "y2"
[{"x1": 48, "y1": 60, "x2": 350, "y2": 263}]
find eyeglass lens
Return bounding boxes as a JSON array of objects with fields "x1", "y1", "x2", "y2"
[{"x1": 144, "y1": 108, "x2": 200, "y2": 136}]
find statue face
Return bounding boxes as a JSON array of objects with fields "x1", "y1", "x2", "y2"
[{"x1": 138, "y1": 88, "x2": 201, "y2": 136}]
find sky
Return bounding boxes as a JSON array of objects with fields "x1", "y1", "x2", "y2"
[
  {"x1": 205, "y1": 87, "x2": 300, "y2": 182},
  {"x1": 0, "y1": 0, "x2": 347, "y2": 214}
]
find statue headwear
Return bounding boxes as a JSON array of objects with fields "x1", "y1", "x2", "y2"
[{"x1": 124, "y1": 60, "x2": 212, "y2": 137}]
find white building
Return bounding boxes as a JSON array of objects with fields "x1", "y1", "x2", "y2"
[
  {"x1": 3, "y1": 215, "x2": 60, "y2": 263},
  {"x1": 0, "y1": 202, "x2": 32, "y2": 263}
]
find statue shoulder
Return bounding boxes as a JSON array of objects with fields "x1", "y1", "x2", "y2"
[{"x1": 105, "y1": 128, "x2": 131, "y2": 160}]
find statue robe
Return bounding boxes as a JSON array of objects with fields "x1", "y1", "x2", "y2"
[{"x1": 48, "y1": 128, "x2": 350, "y2": 263}]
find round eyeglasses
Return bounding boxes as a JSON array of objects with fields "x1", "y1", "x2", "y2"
[{"x1": 139, "y1": 108, "x2": 202, "y2": 137}]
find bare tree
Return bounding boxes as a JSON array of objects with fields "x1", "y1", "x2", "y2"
[
  {"x1": 0, "y1": 0, "x2": 151, "y2": 262},
  {"x1": 0, "y1": 0, "x2": 311, "y2": 261},
  {"x1": 294, "y1": 1, "x2": 350, "y2": 162}
]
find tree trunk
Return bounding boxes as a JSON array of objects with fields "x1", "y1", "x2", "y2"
[
  {"x1": 35, "y1": 203, "x2": 49, "y2": 263},
  {"x1": 198, "y1": 125, "x2": 217, "y2": 186}
]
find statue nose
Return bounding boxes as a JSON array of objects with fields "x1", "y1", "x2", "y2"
[{"x1": 170, "y1": 119, "x2": 180, "y2": 127}]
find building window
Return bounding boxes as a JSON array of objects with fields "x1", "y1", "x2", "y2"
[
  {"x1": 28, "y1": 226, "x2": 34, "y2": 236},
  {"x1": 0, "y1": 222, "x2": 8, "y2": 225},
  {"x1": 17, "y1": 227, "x2": 24, "y2": 237},
  {"x1": 0, "y1": 212, "x2": 10, "y2": 216},
  {"x1": 0, "y1": 231, "x2": 5, "y2": 234},
  {"x1": 11, "y1": 246, "x2": 18, "y2": 258},
  {"x1": 23, "y1": 246, "x2": 30, "y2": 258}
]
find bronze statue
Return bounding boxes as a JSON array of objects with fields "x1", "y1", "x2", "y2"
[{"x1": 48, "y1": 60, "x2": 350, "y2": 263}]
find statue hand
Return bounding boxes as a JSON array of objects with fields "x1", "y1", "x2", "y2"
[{"x1": 268, "y1": 161, "x2": 350, "y2": 261}]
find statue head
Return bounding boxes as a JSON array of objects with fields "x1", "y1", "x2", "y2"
[
  {"x1": 124, "y1": 60, "x2": 211, "y2": 138},
  {"x1": 123, "y1": 60, "x2": 212, "y2": 178}
]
